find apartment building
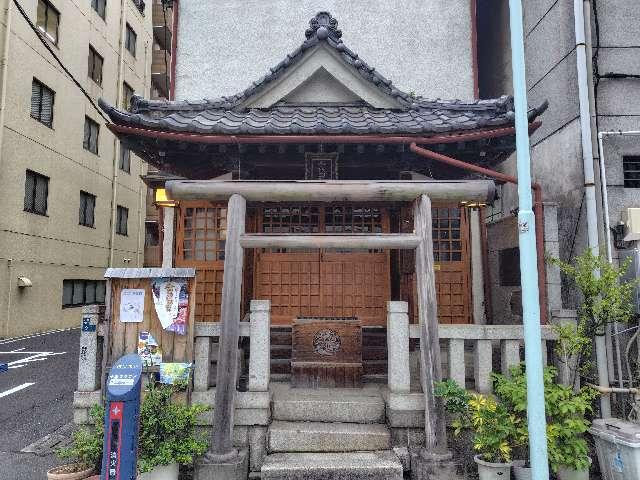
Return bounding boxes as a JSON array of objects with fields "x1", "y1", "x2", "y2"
[{"x1": 0, "y1": 0, "x2": 153, "y2": 337}]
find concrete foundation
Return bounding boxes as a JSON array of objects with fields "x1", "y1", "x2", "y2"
[{"x1": 194, "y1": 448, "x2": 249, "y2": 480}]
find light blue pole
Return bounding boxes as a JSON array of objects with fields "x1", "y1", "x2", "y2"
[{"x1": 508, "y1": 1, "x2": 550, "y2": 480}]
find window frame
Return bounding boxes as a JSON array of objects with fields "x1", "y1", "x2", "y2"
[
  {"x1": 88, "y1": 45, "x2": 104, "y2": 85},
  {"x1": 119, "y1": 143, "x2": 131, "y2": 173},
  {"x1": 24, "y1": 169, "x2": 49, "y2": 216},
  {"x1": 36, "y1": 0, "x2": 60, "y2": 44},
  {"x1": 91, "y1": 0, "x2": 106, "y2": 19},
  {"x1": 623, "y1": 156, "x2": 640, "y2": 188},
  {"x1": 125, "y1": 23, "x2": 137, "y2": 57},
  {"x1": 31, "y1": 78, "x2": 55, "y2": 128},
  {"x1": 79, "y1": 190, "x2": 96, "y2": 228},
  {"x1": 83, "y1": 116, "x2": 100, "y2": 154},
  {"x1": 116, "y1": 205, "x2": 129, "y2": 236},
  {"x1": 62, "y1": 279, "x2": 106, "y2": 308},
  {"x1": 122, "y1": 81, "x2": 134, "y2": 110}
]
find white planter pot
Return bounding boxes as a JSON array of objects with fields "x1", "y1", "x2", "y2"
[
  {"x1": 475, "y1": 455, "x2": 512, "y2": 480},
  {"x1": 557, "y1": 457, "x2": 591, "y2": 480},
  {"x1": 137, "y1": 463, "x2": 179, "y2": 480},
  {"x1": 511, "y1": 460, "x2": 532, "y2": 480}
]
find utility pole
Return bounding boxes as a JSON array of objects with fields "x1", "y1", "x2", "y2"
[{"x1": 508, "y1": 1, "x2": 550, "y2": 480}]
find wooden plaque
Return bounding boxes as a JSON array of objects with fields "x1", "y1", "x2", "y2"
[{"x1": 291, "y1": 317, "x2": 363, "y2": 388}]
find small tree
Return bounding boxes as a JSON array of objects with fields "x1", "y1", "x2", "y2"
[{"x1": 549, "y1": 249, "x2": 636, "y2": 384}]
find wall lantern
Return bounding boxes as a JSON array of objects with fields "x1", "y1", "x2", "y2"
[
  {"x1": 17, "y1": 276, "x2": 33, "y2": 288},
  {"x1": 154, "y1": 188, "x2": 177, "y2": 207}
]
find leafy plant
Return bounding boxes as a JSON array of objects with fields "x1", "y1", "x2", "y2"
[
  {"x1": 57, "y1": 404, "x2": 105, "y2": 472},
  {"x1": 435, "y1": 379, "x2": 524, "y2": 463},
  {"x1": 137, "y1": 379, "x2": 209, "y2": 473},
  {"x1": 492, "y1": 364, "x2": 599, "y2": 472}
]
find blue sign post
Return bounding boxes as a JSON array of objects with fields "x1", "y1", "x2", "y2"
[{"x1": 102, "y1": 354, "x2": 143, "y2": 480}]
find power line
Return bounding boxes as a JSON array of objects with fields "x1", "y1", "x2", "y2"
[{"x1": 12, "y1": 0, "x2": 110, "y2": 122}]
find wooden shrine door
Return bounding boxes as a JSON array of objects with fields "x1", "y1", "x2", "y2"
[
  {"x1": 175, "y1": 202, "x2": 227, "y2": 322},
  {"x1": 400, "y1": 205, "x2": 472, "y2": 324},
  {"x1": 254, "y1": 204, "x2": 391, "y2": 326}
]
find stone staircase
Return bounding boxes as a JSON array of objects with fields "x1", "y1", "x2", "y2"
[{"x1": 261, "y1": 384, "x2": 404, "y2": 479}]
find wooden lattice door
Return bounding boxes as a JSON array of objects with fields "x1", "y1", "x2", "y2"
[
  {"x1": 399, "y1": 204, "x2": 472, "y2": 324},
  {"x1": 175, "y1": 202, "x2": 227, "y2": 322},
  {"x1": 254, "y1": 204, "x2": 391, "y2": 326}
]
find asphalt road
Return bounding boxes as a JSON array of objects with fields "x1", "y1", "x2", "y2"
[{"x1": 0, "y1": 328, "x2": 80, "y2": 480}]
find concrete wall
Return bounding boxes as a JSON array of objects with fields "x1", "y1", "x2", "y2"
[
  {"x1": 0, "y1": 0, "x2": 152, "y2": 337},
  {"x1": 174, "y1": 0, "x2": 476, "y2": 102}
]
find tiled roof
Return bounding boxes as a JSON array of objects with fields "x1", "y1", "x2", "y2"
[{"x1": 100, "y1": 12, "x2": 547, "y2": 136}]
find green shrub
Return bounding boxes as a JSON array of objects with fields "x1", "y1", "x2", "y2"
[{"x1": 57, "y1": 404, "x2": 105, "y2": 472}]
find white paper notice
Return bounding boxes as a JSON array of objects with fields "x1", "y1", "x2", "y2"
[
  {"x1": 120, "y1": 289, "x2": 145, "y2": 323},
  {"x1": 151, "y1": 280, "x2": 181, "y2": 329}
]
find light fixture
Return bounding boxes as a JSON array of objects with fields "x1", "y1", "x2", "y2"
[
  {"x1": 154, "y1": 188, "x2": 177, "y2": 207},
  {"x1": 17, "y1": 277, "x2": 33, "y2": 287}
]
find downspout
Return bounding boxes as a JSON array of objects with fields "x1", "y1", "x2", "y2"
[
  {"x1": 168, "y1": 0, "x2": 178, "y2": 100},
  {"x1": 409, "y1": 143, "x2": 548, "y2": 323},
  {"x1": 108, "y1": 0, "x2": 128, "y2": 267},
  {"x1": 575, "y1": 0, "x2": 611, "y2": 417},
  {"x1": 0, "y1": 0, "x2": 12, "y2": 173}
]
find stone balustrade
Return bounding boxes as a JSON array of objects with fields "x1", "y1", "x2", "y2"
[{"x1": 388, "y1": 301, "x2": 557, "y2": 395}]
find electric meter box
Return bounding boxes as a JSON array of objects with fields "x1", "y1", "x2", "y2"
[{"x1": 590, "y1": 418, "x2": 640, "y2": 480}]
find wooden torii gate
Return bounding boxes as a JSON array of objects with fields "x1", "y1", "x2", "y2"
[{"x1": 165, "y1": 179, "x2": 496, "y2": 461}]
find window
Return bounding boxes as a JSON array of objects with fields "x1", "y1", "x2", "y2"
[
  {"x1": 119, "y1": 143, "x2": 131, "y2": 173},
  {"x1": 623, "y1": 156, "x2": 640, "y2": 188},
  {"x1": 116, "y1": 205, "x2": 128, "y2": 235},
  {"x1": 62, "y1": 279, "x2": 106, "y2": 307},
  {"x1": 145, "y1": 221, "x2": 159, "y2": 246},
  {"x1": 125, "y1": 24, "x2": 137, "y2": 56},
  {"x1": 88, "y1": 46, "x2": 103, "y2": 85},
  {"x1": 31, "y1": 79, "x2": 54, "y2": 127},
  {"x1": 122, "y1": 82, "x2": 134, "y2": 110},
  {"x1": 83, "y1": 116, "x2": 99, "y2": 154},
  {"x1": 91, "y1": 0, "x2": 106, "y2": 19},
  {"x1": 24, "y1": 170, "x2": 49, "y2": 215},
  {"x1": 499, "y1": 247, "x2": 521, "y2": 287},
  {"x1": 36, "y1": 0, "x2": 59, "y2": 44},
  {"x1": 79, "y1": 191, "x2": 96, "y2": 227}
]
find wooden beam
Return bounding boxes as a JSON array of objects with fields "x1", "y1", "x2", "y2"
[
  {"x1": 166, "y1": 180, "x2": 496, "y2": 203},
  {"x1": 210, "y1": 194, "x2": 246, "y2": 456},
  {"x1": 239, "y1": 233, "x2": 420, "y2": 250},
  {"x1": 414, "y1": 194, "x2": 447, "y2": 451}
]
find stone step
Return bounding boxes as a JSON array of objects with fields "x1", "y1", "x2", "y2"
[
  {"x1": 261, "y1": 451, "x2": 403, "y2": 480},
  {"x1": 272, "y1": 384, "x2": 385, "y2": 423},
  {"x1": 268, "y1": 421, "x2": 391, "y2": 453}
]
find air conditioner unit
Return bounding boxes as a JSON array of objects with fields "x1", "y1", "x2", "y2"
[{"x1": 622, "y1": 208, "x2": 640, "y2": 241}]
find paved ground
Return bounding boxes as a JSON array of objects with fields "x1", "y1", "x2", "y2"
[{"x1": 0, "y1": 328, "x2": 80, "y2": 480}]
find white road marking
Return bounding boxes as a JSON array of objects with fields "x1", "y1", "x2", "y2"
[
  {"x1": 0, "y1": 327, "x2": 78, "y2": 345},
  {"x1": 1, "y1": 351, "x2": 67, "y2": 368},
  {"x1": 0, "y1": 382, "x2": 35, "y2": 398}
]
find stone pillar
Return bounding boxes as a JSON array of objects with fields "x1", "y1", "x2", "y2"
[
  {"x1": 501, "y1": 340, "x2": 521, "y2": 375},
  {"x1": 447, "y1": 338, "x2": 466, "y2": 388},
  {"x1": 194, "y1": 336, "x2": 211, "y2": 392},
  {"x1": 77, "y1": 305, "x2": 102, "y2": 392},
  {"x1": 474, "y1": 340, "x2": 493, "y2": 394},
  {"x1": 543, "y1": 203, "x2": 562, "y2": 313},
  {"x1": 470, "y1": 208, "x2": 487, "y2": 324},
  {"x1": 387, "y1": 301, "x2": 411, "y2": 394},
  {"x1": 162, "y1": 206, "x2": 175, "y2": 268},
  {"x1": 249, "y1": 300, "x2": 271, "y2": 392}
]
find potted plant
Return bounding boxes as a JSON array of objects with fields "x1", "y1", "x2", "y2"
[
  {"x1": 49, "y1": 405, "x2": 104, "y2": 480},
  {"x1": 436, "y1": 379, "x2": 525, "y2": 480},
  {"x1": 492, "y1": 365, "x2": 598, "y2": 480},
  {"x1": 137, "y1": 379, "x2": 208, "y2": 479}
]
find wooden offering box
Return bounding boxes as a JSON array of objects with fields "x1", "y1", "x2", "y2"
[{"x1": 291, "y1": 317, "x2": 363, "y2": 388}]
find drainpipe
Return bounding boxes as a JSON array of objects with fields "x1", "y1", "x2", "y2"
[
  {"x1": 409, "y1": 144, "x2": 548, "y2": 323},
  {"x1": 598, "y1": 130, "x2": 640, "y2": 392},
  {"x1": 108, "y1": 0, "x2": 128, "y2": 267},
  {"x1": 0, "y1": 0, "x2": 12, "y2": 173},
  {"x1": 509, "y1": 1, "x2": 550, "y2": 479},
  {"x1": 4, "y1": 258, "x2": 11, "y2": 338},
  {"x1": 575, "y1": 0, "x2": 611, "y2": 417}
]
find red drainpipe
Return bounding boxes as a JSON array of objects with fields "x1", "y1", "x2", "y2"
[{"x1": 410, "y1": 143, "x2": 548, "y2": 324}]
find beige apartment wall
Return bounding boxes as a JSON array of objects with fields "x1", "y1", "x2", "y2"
[{"x1": 0, "y1": 0, "x2": 152, "y2": 337}]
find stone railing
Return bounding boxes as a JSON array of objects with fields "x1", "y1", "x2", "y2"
[{"x1": 388, "y1": 301, "x2": 557, "y2": 395}]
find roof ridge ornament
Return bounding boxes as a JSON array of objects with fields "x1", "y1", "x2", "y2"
[{"x1": 305, "y1": 11, "x2": 342, "y2": 41}]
